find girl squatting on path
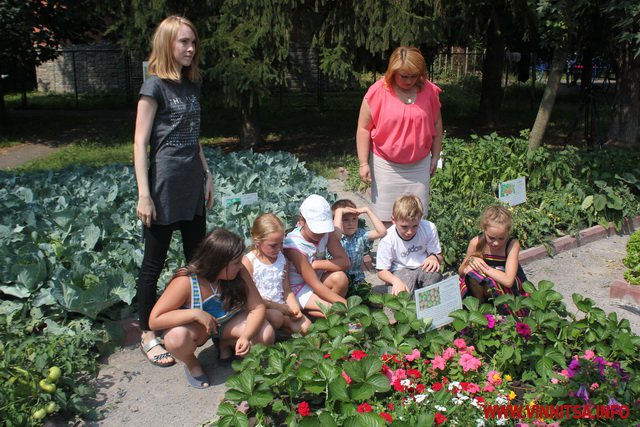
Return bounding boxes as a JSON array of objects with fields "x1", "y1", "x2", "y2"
[
  {"x1": 243, "y1": 213, "x2": 312, "y2": 335},
  {"x1": 134, "y1": 16, "x2": 213, "y2": 367},
  {"x1": 459, "y1": 205, "x2": 529, "y2": 317},
  {"x1": 149, "y1": 228, "x2": 275, "y2": 389}
]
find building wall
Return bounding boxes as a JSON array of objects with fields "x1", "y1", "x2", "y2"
[{"x1": 36, "y1": 42, "x2": 143, "y2": 95}]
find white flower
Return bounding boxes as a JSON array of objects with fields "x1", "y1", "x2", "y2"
[
  {"x1": 452, "y1": 397, "x2": 463, "y2": 405},
  {"x1": 495, "y1": 395, "x2": 508, "y2": 405},
  {"x1": 400, "y1": 379, "x2": 412, "y2": 387},
  {"x1": 414, "y1": 394, "x2": 427, "y2": 403},
  {"x1": 476, "y1": 419, "x2": 485, "y2": 427},
  {"x1": 435, "y1": 405, "x2": 447, "y2": 412},
  {"x1": 496, "y1": 418, "x2": 507, "y2": 425}
]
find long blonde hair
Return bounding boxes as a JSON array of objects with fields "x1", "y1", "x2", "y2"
[
  {"x1": 383, "y1": 46, "x2": 427, "y2": 90},
  {"x1": 147, "y1": 16, "x2": 200, "y2": 82},
  {"x1": 472, "y1": 205, "x2": 513, "y2": 257}
]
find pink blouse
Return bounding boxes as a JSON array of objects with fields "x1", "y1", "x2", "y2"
[{"x1": 365, "y1": 79, "x2": 441, "y2": 164}]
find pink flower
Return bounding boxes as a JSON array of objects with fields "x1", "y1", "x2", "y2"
[
  {"x1": 405, "y1": 349, "x2": 421, "y2": 362},
  {"x1": 351, "y1": 350, "x2": 367, "y2": 361},
  {"x1": 459, "y1": 353, "x2": 482, "y2": 372},
  {"x1": 559, "y1": 370, "x2": 569, "y2": 378},
  {"x1": 584, "y1": 350, "x2": 595, "y2": 360},
  {"x1": 443, "y1": 347, "x2": 456, "y2": 360},
  {"x1": 431, "y1": 356, "x2": 446, "y2": 370},
  {"x1": 590, "y1": 383, "x2": 599, "y2": 391},
  {"x1": 483, "y1": 383, "x2": 496, "y2": 392},
  {"x1": 551, "y1": 377, "x2": 559, "y2": 384},
  {"x1": 465, "y1": 382, "x2": 481, "y2": 393},
  {"x1": 453, "y1": 338, "x2": 467, "y2": 350},
  {"x1": 342, "y1": 371, "x2": 352, "y2": 385},
  {"x1": 485, "y1": 314, "x2": 496, "y2": 329},
  {"x1": 487, "y1": 370, "x2": 503, "y2": 385}
]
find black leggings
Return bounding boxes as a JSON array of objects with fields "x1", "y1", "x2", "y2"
[{"x1": 136, "y1": 214, "x2": 206, "y2": 331}]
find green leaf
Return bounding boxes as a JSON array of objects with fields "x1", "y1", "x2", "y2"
[
  {"x1": 247, "y1": 390, "x2": 273, "y2": 408},
  {"x1": 594, "y1": 194, "x2": 606, "y2": 211},
  {"x1": 328, "y1": 377, "x2": 350, "y2": 402},
  {"x1": 350, "y1": 383, "x2": 374, "y2": 401},
  {"x1": 226, "y1": 370, "x2": 254, "y2": 395},
  {"x1": 581, "y1": 195, "x2": 593, "y2": 210},
  {"x1": 317, "y1": 412, "x2": 338, "y2": 427},
  {"x1": 367, "y1": 374, "x2": 391, "y2": 392}
]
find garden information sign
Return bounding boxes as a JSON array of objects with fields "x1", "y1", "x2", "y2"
[
  {"x1": 498, "y1": 176, "x2": 526, "y2": 206},
  {"x1": 222, "y1": 192, "x2": 259, "y2": 207},
  {"x1": 414, "y1": 275, "x2": 462, "y2": 329}
]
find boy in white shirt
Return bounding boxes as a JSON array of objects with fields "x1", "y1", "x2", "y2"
[{"x1": 376, "y1": 195, "x2": 443, "y2": 295}]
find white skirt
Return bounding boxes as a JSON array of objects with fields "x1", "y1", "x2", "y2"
[{"x1": 370, "y1": 154, "x2": 431, "y2": 222}]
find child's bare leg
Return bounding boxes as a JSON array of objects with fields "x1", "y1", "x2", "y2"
[
  {"x1": 282, "y1": 314, "x2": 312, "y2": 335},
  {"x1": 304, "y1": 293, "x2": 332, "y2": 318},
  {"x1": 321, "y1": 271, "x2": 349, "y2": 297},
  {"x1": 221, "y1": 314, "x2": 276, "y2": 357},
  {"x1": 163, "y1": 323, "x2": 208, "y2": 380},
  {"x1": 265, "y1": 308, "x2": 285, "y2": 330}
]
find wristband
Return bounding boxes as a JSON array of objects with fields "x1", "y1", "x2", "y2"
[{"x1": 359, "y1": 163, "x2": 369, "y2": 167}]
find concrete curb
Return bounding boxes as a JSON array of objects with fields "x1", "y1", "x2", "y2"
[
  {"x1": 610, "y1": 279, "x2": 640, "y2": 305},
  {"x1": 519, "y1": 214, "x2": 640, "y2": 266}
]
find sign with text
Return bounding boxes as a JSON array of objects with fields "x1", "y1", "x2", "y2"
[
  {"x1": 414, "y1": 275, "x2": 463, "y2": 329},
  {"x1": 222, "y1": 192, "x2": 259, "y2": 208},
  {"x1": 498, "y1": 176, "x2": 526, "y2": 206}
]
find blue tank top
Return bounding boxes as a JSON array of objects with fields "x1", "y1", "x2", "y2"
[{"x1": 189, "y1": 274, "x2": 242, "y2": 324}]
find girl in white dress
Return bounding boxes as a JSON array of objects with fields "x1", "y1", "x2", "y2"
[{"x1": 243, "y1": 213, "x2": 311, "y2": 335}]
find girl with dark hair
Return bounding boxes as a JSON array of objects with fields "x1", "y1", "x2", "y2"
[{"x1": 149, "y1": 228, "x2": 275, "y2": 388}]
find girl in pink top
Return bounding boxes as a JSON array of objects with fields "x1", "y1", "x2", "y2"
[{"x1": 356, "y1": 46, "x2": 443, "y2": 224}]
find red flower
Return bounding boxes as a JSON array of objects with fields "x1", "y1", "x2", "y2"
[
  {"x1": 407, "y1": 369, "x2": 422, "y2": 379},
  {"x1": 298, "y1": 401, "x2": 310, "y2": 417},
  {"x1": 516, "y1": 322, "x2": 532, "y2": 339},
  {"x1": 324, "y1": 353, "x2": 331, "y2": 359},
  {"x1": 357, "y1": 403, "x2": 372, "y2": 413},
  {"x1": 351, "y1": 350, "x2": 368, "y2": 361},
  {"x1": 432, "y1": 382, "x2": 443, "y2": 391},
  {"x1": 342, "y1": 371, "x2": 353, "y2": 385},
  {"x1": 393, "y1": 379, "x2": 406, "y2": 392},
  {"x1": 415, "y1": 383, "x2": 426, "y2": 393},
  {"x1": 388, "y1": 403, "x2": 394, "y2": 411},
  {"x1": 434, "y1": 413, "x2": 447, "y2": 425},
  {"x1": 379, "y1": 412, "x2": 393, "y2": 423}
]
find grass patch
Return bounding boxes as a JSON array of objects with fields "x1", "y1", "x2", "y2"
[
  {"x1": 4, "y1": 91, "x2": 131, "y2": 110},
  {"x1": 16, "y1": 142, "x2": 132, "y2": 171}
]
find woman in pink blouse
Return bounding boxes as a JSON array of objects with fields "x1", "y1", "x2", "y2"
[{"x1": 356, "y1": 46, "x2": 443, "y2": 225}]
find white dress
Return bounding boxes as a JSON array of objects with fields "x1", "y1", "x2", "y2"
[{"x1": 246, "y1": 251, "x2": 286, "y2": 304}]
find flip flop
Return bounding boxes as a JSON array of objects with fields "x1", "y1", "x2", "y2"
[
  {"x1": 184, "y1": 365, "x2": 209, "y2": 389},
  {"x1": 141, "y1": 338, "x2": 176, "y2": 367}
]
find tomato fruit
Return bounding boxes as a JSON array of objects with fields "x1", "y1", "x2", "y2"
[
  {"x1": 46, "y1": 401, "x2": 58, "y2": 414},
  {"x1": 39, "y1": 379, "x2": 57, "y2": 393},
  {"x1": 32, "y1": 408, "x2": 47, "y2": 420},
  {"x1": 47, "y1": 366, "x2": 62, "y2": 382}
]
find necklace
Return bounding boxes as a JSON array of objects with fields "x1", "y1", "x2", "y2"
[{"x1": 394, "y1": 85, "x2": 416, "y2": 104}]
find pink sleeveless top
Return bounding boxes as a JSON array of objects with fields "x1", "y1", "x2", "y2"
[{"x1": 364, "y1": 79, "x2": 441, "y2": 164}]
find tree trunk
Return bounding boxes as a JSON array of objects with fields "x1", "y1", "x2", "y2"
[
  {"x1": 240, "y1": 93, "x2": 263, "y2": 149},
  {"x1": 478, "y1": 20, "x2": 506, "y2": 127},
  {"x1": 607, "y1": 44, "x2": 640, "y2": 147},
  {"x1": 528, "y1": 44, "x2": 569, "y2": 151}
]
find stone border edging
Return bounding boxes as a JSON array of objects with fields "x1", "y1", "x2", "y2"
[
  {"x1": 518, "y1": 215, "x2": 640, "y2": 265},
  {"x1": 610, "y1": 279, "x2": 640, "y2": 305}
]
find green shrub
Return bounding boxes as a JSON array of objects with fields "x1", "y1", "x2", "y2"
[{"x1": 624, "y1": 230, "x2": 640, "y2": 285}]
